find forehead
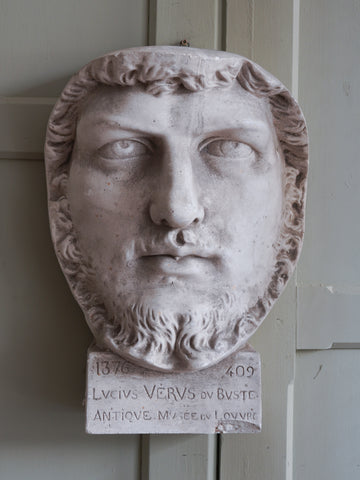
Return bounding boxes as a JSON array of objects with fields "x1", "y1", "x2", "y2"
[{"x1": 78, "y1": 82, "x2": 274, "y2": 137}]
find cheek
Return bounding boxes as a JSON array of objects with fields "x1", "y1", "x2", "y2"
[
  {"x1": 67, "y1": 166, "x2": 147, "y2": 262},
  {"x1": 69, "y1": 161, "x2": 149, "y2": 214},
  {"x1": 213, "y1": 172, "x2": 281, "y2": 226},
  {"x1": 210, "y1": 172, "x2": 283, "y2": 269}
]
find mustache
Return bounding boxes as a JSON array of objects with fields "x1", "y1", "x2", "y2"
[{"x1": 133, "y1": 228, "x2": 218, "y2": 259}]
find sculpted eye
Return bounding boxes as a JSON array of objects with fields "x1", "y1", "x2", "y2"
[
  {"x1": 97, "y1": 139, "x2": 151, "y2": 160},
  {"x1": 202, "y1": 139, "x2": 255, "y2": 159}
]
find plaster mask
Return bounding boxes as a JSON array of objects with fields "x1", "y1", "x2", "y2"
[{"x1": 44, "y1": 47, "x2": 308, "y2": 372}]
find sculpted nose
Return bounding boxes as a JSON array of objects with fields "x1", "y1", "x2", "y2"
[{"x1": 149, "y1": 159, "x2": 204, "y2": 229}]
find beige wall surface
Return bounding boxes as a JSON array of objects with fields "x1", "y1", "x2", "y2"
[{"x1": 1, "y1": 1, "x2": 359, "y2": 479}]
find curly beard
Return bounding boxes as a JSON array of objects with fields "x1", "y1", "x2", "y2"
[
  {"x1": 101, "y1": 290, "x2": 247, "y2": 371},
  {"x1": 51, "y1": 196, "x2": 252, "y2": 371},
  {"x1": 49, "y1": 164, "x2": 302, "y2": 372}
]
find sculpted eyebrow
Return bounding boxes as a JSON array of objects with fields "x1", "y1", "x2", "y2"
[
  {"x1": 203, "y1": 121, "x2": 270, "y2": 136},
  {"x1": 201, "y1": 123, "x2": 273, "y2": 150},
  {"x1": 81, "y1": 118, "x2": 273, "y2": 154},
  {"x1": 90, "y1": 118, "x2": 147, "y2": 135}
]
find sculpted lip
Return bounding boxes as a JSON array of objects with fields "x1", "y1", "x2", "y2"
[
  {"x1": 141, "y1": 252, "x2": 214, "y2": 276},
  {"x1": 144, "y1": 252, "x2": 208, "y2": 261},
  {"x1": 140, "y1": 244, "x2": 215, "y2": 259},
  {"x1": 143, "y1": 254, "x2": 208, "y2": 261}
]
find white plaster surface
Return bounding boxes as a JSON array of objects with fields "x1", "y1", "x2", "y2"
[
  {"x1": 45, "y1": 46, "x2": 308, "y2": 373},
  {"x1": 86, "y1": 344, "x2": 261, "y2": 434}
]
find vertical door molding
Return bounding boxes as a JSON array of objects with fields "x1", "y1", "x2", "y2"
[
  {"x1": 148, "y1": 0, "x2": 223, "y2": 50},
  {"x1": 142, "y1": 2, "x2": 223, "y2": 479},
  {"x1": 225, "y1": 0, "x2": 253, "y2": 59},
  {"x1": 221, "y1": 1, "x2": 298, "y2": 479}
]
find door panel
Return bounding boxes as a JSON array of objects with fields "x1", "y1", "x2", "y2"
[
  {"x1": 1, "y1": 1, "x2": 358, "y2": 479},
  {"x1": 221, "y1": 1, "x2": 297, "y2": 478},
  {"x1": 0, "y1": 0, "x2": 148, "y2": 96},
  {"x1": 294, "y1": 351, "x2": 360, "y2": 480},
  {"x1": 297, "y1": 0, "x2": 360, "y2": 348}
]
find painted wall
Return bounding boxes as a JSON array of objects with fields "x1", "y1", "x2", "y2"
[{"x1": 0, "y1": 1, "x2": 358, "y2": 478}]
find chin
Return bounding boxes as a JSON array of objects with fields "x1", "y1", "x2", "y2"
[
  {"x1": 96, "y1": 291, "x2": 250, "y2": 372},
  {"x1": 110, "y1": 340, "x2": 242, "y2": 372}
]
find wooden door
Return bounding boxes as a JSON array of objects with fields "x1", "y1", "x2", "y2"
[{"x1": 1, "y1": 1, "x2": 359, "y2": 479}]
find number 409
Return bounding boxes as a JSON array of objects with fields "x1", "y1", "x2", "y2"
[{"x1": 225, "y1": 365, "x2": 255, "y2": 377}]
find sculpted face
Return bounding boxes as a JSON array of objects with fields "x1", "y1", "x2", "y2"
[
  {"x1": 68, "y1": 84, "x2": 282, "y2": 365},
  {"x1": 45, "y1": 47, "x2": 308, "y2": 371}
]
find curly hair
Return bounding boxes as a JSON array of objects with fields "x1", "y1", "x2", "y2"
[{"x1": 44, "y1": 47, "x2": 308, "y2": 368}]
